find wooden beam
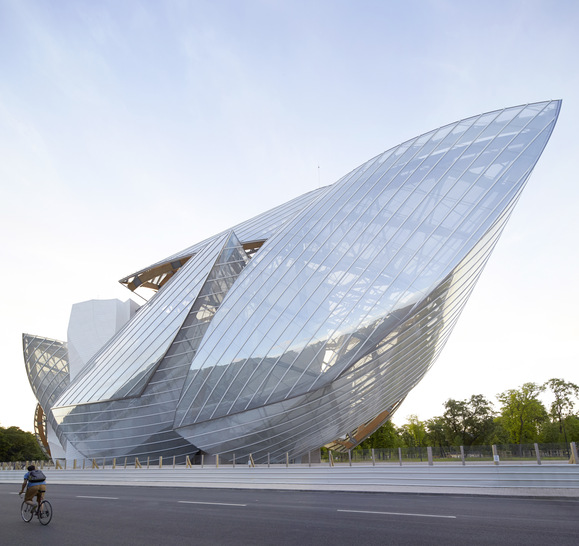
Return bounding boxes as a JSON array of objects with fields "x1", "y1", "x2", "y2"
[
  {"x1": 325, "y1": 398, "x2": 406, "y2": 452},
  {"x1": 124, "y1": 256, "x2": 192, "y2": 292},
  {"x1": 123, "y1": 238, "x2": 265, "y2": 293},
  {"x1": 34, "y1": 404, "x2": 50, "y2": 457}
]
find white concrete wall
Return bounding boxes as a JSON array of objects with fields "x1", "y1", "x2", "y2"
[{"x1": 67, "y1": 299, "x2": 140, "y2": 381}]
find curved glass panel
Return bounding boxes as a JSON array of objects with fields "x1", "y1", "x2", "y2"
[
  {"x1": 174, "y1": 101, "x2": 560, "y2": 431},
  {"x1": 27, "y1": 100, "x2": 560, "y2": 463}
]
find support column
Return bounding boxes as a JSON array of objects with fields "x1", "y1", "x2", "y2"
[
  {"x1": 492, "y1": 445, "x2": 499, "y2": 465},
  {"x1": 534, "y1": 443, "x2": 542, "y2": 465}
]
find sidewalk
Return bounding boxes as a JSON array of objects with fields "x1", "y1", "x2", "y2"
[{"x1": 2, "y1": 464, "x2": 578, "y2": 497}]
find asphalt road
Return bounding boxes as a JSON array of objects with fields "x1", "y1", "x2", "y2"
[{"x1": 1, "y1": 483, "x2": 577, "y2": 545}]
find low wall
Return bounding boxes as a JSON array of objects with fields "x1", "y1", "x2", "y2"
[{"x1": 1, "y1": 464, "x2": 578, "y2": 497}]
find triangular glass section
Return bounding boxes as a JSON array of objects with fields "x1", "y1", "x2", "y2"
[
  {"x1": 140, "y1": 230, "x2": 250, "y2": 398},
  {"x1": 54, "y1": 232, "x2": 231, "y2": 407}
]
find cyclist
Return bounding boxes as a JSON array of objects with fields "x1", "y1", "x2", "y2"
[{"x1": 19, "y1": 465, "x2": 46, "y2": 514}]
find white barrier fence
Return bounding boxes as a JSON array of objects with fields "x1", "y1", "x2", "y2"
[{"x1": 1, "y1": 464, "x2": 579, "y2": 496}]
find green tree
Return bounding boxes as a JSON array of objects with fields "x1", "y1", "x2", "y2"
[
  {"x1": 497, "y1": 383, "x2": 548, "y2": 445},
  {"x1": 442, "y1": 395, "x2": 496, "y2": 446},
  {"x1": 0, "y1": 426, "x2": 45, "y2": 462},
  {"x1": 425, "y1": 416, "x2": 446, "y2": 447},
  {"x1": 426, "y1": 415, "x2": 450, "y2": 457},
  {"x1": 543, "y1": 378, "x2": 579, "y2": 444},
  {"x1": 358, "y1": 421, "x2": 400, "y2": 449},
  {"x1": 488, "y1": 416, "x2": 510, "y2": 445},
  {"x1": 403, "y1": 414, "x2": 427, "y2": 447},
  {"x1": 565, "y1": 415, "x2": 579, "y2": 442}
]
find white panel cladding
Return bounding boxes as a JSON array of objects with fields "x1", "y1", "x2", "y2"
[
  {"x1": 67, "y1": 299, "x2": 139, "y2": 381},
  {"x1": 46, "y1": 423, "x2": 66, "y2": 460}
]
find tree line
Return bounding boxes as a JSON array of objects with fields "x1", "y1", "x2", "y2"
[
  {"x1": 2, "y1": 378, "x2": 577, "y2": 462},
  {"x1": 358, "y1": 378, "x2": 579, "y2": 450},
  {"x1": 0, "y1": 426, "x2": 45, "y2": 462}
]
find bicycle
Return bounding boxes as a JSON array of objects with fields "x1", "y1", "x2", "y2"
[{"x1": 20, "y1": 497, "x2": 53, "y2": 525}]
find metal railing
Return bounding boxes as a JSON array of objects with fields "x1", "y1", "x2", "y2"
[
  {"x1": 331, "y1": 442, "x2": 579, "y2": 466},
  {"x1": 1, "y1": 442, "x2": 577, "y2": 470}
]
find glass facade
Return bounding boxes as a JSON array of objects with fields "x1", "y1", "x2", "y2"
[
  {"x1": 24, "y1": 101, "x2": 560, "y2": 463},
  {"x1": 22, "y1": 335, "x2": 70, "y2": 455}
]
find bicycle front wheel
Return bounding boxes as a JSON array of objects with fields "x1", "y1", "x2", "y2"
[
  {"x1": 38, "y1": 500, "x2": 52, "y2": 525},
  {"x1": 20, "y1": 501, "x2": 33, "y2": 523}
]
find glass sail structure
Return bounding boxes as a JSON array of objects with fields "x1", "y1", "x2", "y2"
[{"x1": 23, "y1": 101, "x2": 561, "y2": 462}]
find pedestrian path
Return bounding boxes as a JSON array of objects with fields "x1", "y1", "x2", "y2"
[{"x1": 2, "y1": 464, "x2": 579, "y2": 497}]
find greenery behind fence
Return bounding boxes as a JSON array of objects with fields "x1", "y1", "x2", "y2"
[
  {"x1": 356, "y1": 379, "x2": 579, "y2": 452},
  {"x1": 1, "y1": 379, "x2": 577, "y2": 464}
]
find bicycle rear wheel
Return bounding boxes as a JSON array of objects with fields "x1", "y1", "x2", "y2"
[
  {"x1": 20, "y1": 501, "x2": 33, "y2": 522},
  {"x1": 38, "y1": 500, "x2": 52, "y2": 525}
]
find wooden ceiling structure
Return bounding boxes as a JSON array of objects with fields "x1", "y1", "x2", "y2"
[
  {"x1": 34, "y1": 403, "x2": 51, "y2": 458},
  {"x1": 324, "y1": 398, "x2": 405, "y2": 452},
  {"x1": 119, "y1": 240, "x2": 265, "y2": 295}
]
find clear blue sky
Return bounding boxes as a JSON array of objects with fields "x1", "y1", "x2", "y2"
[{"x1": 1, "y1": 0, "x2": 578, "y2": 432}]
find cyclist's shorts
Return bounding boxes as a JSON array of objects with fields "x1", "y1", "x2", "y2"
[{"x1": 25, "y1": 485, "x2": 46, "y2": 503}]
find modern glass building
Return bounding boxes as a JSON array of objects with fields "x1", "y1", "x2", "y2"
[{"x1": 23, "y1": 100, "x2": 560, "y2": 463}]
